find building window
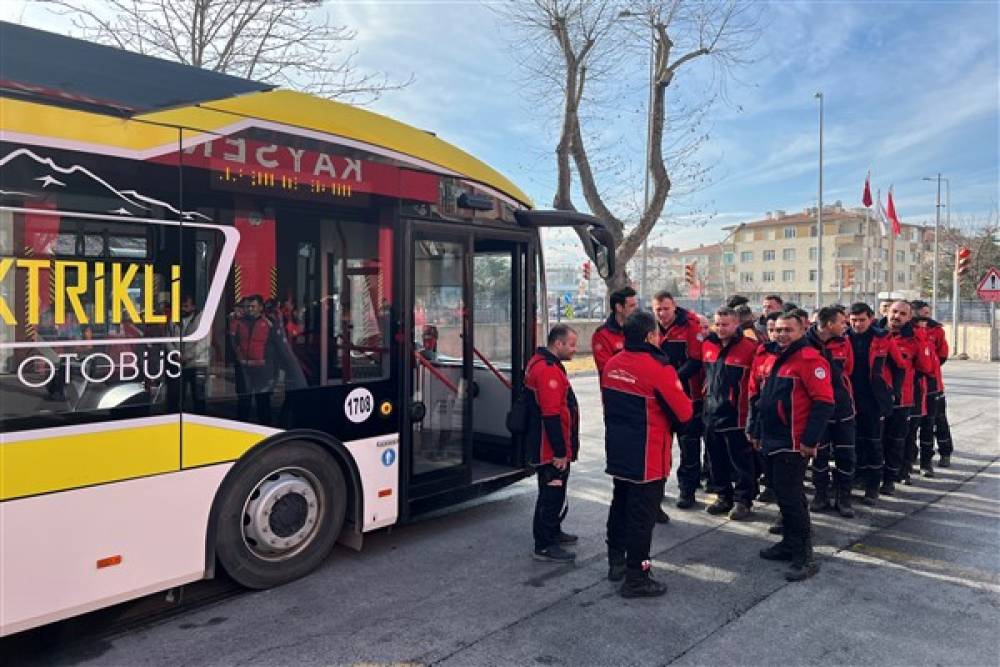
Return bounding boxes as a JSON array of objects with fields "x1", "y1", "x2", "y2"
[
  {"x1": 763, "y1": 249, "x2": 775, "y2": 261},
  {"x1": 809, "y1": 247, "x2": 818, "y2": 260},
  {"x1": 879, "y1": 270, "x2": 888, "y2": 282},
  {"x1": 896, "y1": 250, "x2": 905, "y2": 263},
  {"x1": 762, "y1": 271, "x2": 775, "y2": 282},
  {"x1": 880, "y1": 248, "x2": 889, "y2": 260},
  {"x1": 782, "y1": 248, "x2": 796, "y2": 261},
  {"x1": 897, "y1": 271, "x2": 906, "y2": 284},
  {"x1": 910, "y1": 251, "x2": 919, "y2": 264},
  {"x1": 723, "y1": 252, "x2": 734, "y2": 265},
  {"x1": 783, "y1": 270, "x2": 795, "y2": 282},
  {"x1": 911, "y1": 228, "x2": 920, "y2": 242},
  {"x1": 740, "y1": 272, "x2": 754, "y2": 284},
  {"x1": 784, "y1": 226, "x2": 797, "y2": 238},
  {"x1": 810, "y1": 225, "x2": 817, "y2": 237},
  {"x1": 809, "y1": 269, "x2": 817, "y2": 282},
  {"x1": 740, "y1": 251, "x2": 753, "y2": 262}
]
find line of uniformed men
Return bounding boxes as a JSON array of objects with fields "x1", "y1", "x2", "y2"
[{"x1": 523, "y1": 288, "x2": 950, "y2": 597}]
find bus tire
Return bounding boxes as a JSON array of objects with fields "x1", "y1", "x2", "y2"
[{"x1": 214, "y1": 441, "x2": 347, "y2": 590}]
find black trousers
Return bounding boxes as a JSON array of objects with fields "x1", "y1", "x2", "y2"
[
  {"x1": 882, "y1": 406, "x2": 910, "y2": 484},
  {"x1": 771, "y1": 451, "x2": 811, "y2": 555},
  {"x1": 918, "y1": 392, "x2": 942, "y2": 466},
  {"x1": 934, "y1": 394, "x2": 953, "y2": 456},
  {"x1": 533, "y1": 463, "x2": 570, "y2": 551},
  {"x1": 675, "y1": 405, "x2": 704, "y2": 496},
  {"x1": 607, "y1": 477, "x2": 665, "y2": 570},
  {"x1": 813, "y1": 418, "x2": 856, "y2": 494},
  {"x1": 855, "y1": 407, "x2": 885, "y2": 488},
  {"x1": 706, "y1": 428, "x2": 758, "y2": 505}
]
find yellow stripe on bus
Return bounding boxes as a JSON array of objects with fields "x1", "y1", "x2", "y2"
[
  {"x1": 180, "y1": 421, "x2": 265, "y2": 469},
  {"x1": 0, "y1": 424, "x2": 180, "y2": 501}
]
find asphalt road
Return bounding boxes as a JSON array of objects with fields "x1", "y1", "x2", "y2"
[{"x1": 7, "y1": 362, "x2": 999, "y2": 666}]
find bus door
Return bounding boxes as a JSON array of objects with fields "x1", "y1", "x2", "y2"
[{"x1": 408, "y1": 227, "x2": 473, "y2": 497}]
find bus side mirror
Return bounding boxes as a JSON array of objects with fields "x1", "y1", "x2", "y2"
[{"x1": 588, "y1": 226, "x2": 615, "y2": 279}]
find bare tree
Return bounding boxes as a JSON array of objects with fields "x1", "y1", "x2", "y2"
[
  {"x1": 499, "y1": 0, "x2": 759, "y2": 289},
  {"x1": 44, "y1": 0, "x2": 410, "y2": 103}
]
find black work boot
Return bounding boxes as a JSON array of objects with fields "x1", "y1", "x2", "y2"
[
  {"x1": 785, "y1": 546, "x2": 819, "y2": 582},
  {"x1": 532, "y1": 545, "x2": 576, "y2": 563},
  {"x1": 879, "y1": 479, "x2": 895, "y2": 496},
  {"x1": 920, "y1": 464, "x2": 935, "y2": 478},
  {"x1": 809, "y1": 487, "x2": 831, "y2": 513},
  {"x1": 759, "y1": 541, "x2": 796, "y2": 561},
  {"x1": 619, "y1": 565, "x2": 667, "y2": 598},
  {"x1": 938, "y1": 454, "x2": 951, "y2": 468},
  {"x1": 862, "y1": 470, "x2": 880, "y2": 506},
  {"x1": 836, "y1": 486, "x2": 855, "y2": 518},
  {"x1": 655, "y1": 507, "x2": 671, "y2": 524},
  {"x1": 768, "y1": 516, "x2": 784, "y2": 535},
  {"x1": 607, "y1": 548, "x2": 626, "y2": 582},
  {"x1": 706, "y1": 497, "x2": 734, "y2": 516},
  {"x1": 758, "y1": 486, "x2": 776, "y2": 503},
  {"x1": 676, "y1": 492, "x2": 696, "y2": 509}
]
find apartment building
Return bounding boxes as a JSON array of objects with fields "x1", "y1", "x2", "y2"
[
  {"x1": 627, "y1": 243, "x2": 725, "y2": 298},
  {"x1": 720, "y1": 203, "x2": 927, "y2": 305}
]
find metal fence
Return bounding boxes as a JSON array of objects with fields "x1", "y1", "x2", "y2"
[{"x1": 932, "y1": 301, "x2": 997, "y2": 324}]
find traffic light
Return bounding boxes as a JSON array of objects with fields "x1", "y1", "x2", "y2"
[
  {"x1": 684, "y1": 263, "x2": 696, "y2": 286},
  {"x1": 956, "y1": 246, "x2": 971, "y2": 278},
  {"x1": 582, "y1": 260, "x2": 591, "y2": 281}
]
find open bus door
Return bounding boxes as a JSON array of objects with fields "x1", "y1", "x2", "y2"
[{"x1": 402, "y1": 212, "x2": 614, "y2": 511}]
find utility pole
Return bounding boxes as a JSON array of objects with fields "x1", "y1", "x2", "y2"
[
  {"x1": 815, "y1": 92, "x2": 824, "y2": 309},
  {"x1": 923, "y1": 174, "x2": 942, "y2": 315}
]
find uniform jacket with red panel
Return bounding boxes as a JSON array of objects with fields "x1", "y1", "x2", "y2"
[
  {"x1": 747, "y1": 338, "x2": 835, "y2": 455},
  {"x1": 592, "y1": 314, "x2": 626, "y2": 381},
  {"x1": 701, "y1": 333, "x2": 757, "y2": 432},
  {"x1": 887, "y1": 323, "x2": 935, "y2": 409},
  {"x1": 657, "y1": 306, "x2": 704, "y2": 400},
  {"x1": 805, "y1": 326, "x2": 856, "y2": 421},
  {"x1": 848, "y1": 325, "x2": 897, "y2": 417},
  {"x1": 602, "y1": 342, "x2": 694, "y2": 483},
  {"x1": 923, "y1": 320, "x2": 948, "y2": 393},
  {"x1": 525, "y1": 347, "x2": 580, "y2": 465}
]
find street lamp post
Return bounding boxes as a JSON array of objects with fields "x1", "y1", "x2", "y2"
[
  {"x1": 923, "y1": 174, "x2": 942, "y2": 315},
  {"x1": 815, "y1": 92, "x2": 824, "y2": 310}
]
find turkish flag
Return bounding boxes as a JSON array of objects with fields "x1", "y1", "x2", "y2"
[
  {"x1": 862, "y1": 172, "x2": 873, "y2": 208},
  {"x1": 887, "y1": 187, "x2": 902, "y2": 236}
]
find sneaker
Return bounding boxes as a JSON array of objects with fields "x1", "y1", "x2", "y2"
[
  {"x1": 532, "y1": 545, "x2": 576, "y2": 563},
  {"x1": 758, "y1": 487, "x2": 776, "y2": 503},
  {"x1": 676, "y1": 493, "x2": 696, "y2": 510},
  {"x1": 938, "y1": 455, "x2": 951, "y2": 468},
  {"x1": 706, "y1": 498, "x2": 734, "y2": 516},
  {"x1": 620, "y1": 569, "x2": 667, "y2": 598},
  {"x1": 809, "y1": 491, "x2": 831, "y2": 513},
  {"x1": 729, "y1": 502, "x2": 753, "y2": 521},
  {"x1": 879, "y1": 481, "x2": 895, "y2": 496},
  {"x1": 759, "y1": 543, "x2": 795, "y2": 561},
  {"x1": 920, "y1": 466, "x2": 935, "y2": 479},
  {"x1": 655, "y1": 507, "x2": 671, "y2": 524},
  {"x1": 785, "y1": 556, "x2": 819, "y2": 582},
  {"x1": 555, "y1": 531, "x2": 579, "y2": 545}
]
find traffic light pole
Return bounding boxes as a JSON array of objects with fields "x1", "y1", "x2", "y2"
[{"x1": 952, "y1": 249, "x2": 960, "y2": 356}]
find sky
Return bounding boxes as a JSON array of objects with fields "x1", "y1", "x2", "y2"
[{"x1": 3, "y1": 1, "x2": 998, "y2": 267}]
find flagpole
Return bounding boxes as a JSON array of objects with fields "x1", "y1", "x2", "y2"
[
  {"x1": 815, "y1": 91, "x2": 824, "y2": 310},
  {"x1": 865, "y1": 205, "x2": 871, "y2": 300},
  {"x1": 889, "y1": 187, "x2": 896, "y2": 295}
]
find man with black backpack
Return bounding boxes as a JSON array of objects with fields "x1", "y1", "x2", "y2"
[{"x1": 524, "y1": 325, "x2": 581, "y2": 563}]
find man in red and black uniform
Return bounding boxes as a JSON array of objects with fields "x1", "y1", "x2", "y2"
[
  {"x1": 914, "y1": 301, "x2": 951, "y2": 474},
  {"x1": 702, "y1": 306, "x2": 758, "y2": 520},
  {"x1": 882, "y1": 301, "x2": 935, "y2": 495},
  {"x1": 525, "y1": 325, "x2": 581, "y2": 563},
  {"x1": 848, "y1": 302, "x2": 898, "y2": 505},
  {"x1": 748, "y1": 312, "x2": 834, "y2": 582},
  {"x1": 901, "y1": 301, "x2": 939, "y2": 483},
  {"x1": 230, "y1": 294, "x2": 280, "y2": 424},
  {"x1": 592, "y1": 286, "x2": 637, "y2": 378},
  {"x1": 602, "y1": 311, "x2": 693, "y2": 597},
  {"x1": 805, "y1": 305, "x2": 857, "y2": 517},
  {"x1": 653, "y1": 290, "x2": 704, "y2": 517}
]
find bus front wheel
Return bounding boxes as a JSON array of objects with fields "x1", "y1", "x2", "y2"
[{"x1": 215, "y1": 441, "x2": 347, "y2": 589}]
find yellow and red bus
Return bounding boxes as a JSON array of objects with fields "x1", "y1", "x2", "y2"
[{"x1": 0, "y1": 22, "x2": 613, "y2": 635}]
